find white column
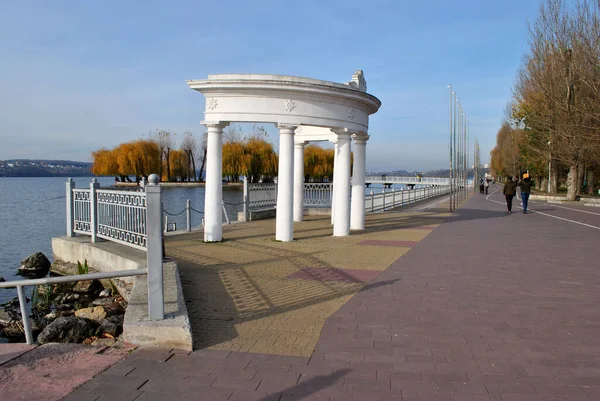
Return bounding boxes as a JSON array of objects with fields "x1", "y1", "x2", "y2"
[
  {"x1": 351, "y1": 136, "x2": 368, "y2": 230},
  {"x1": 203, "y1": 122, "x2": 228, "y2": 242},
  {"x1": 334, "y1": 132, "x2": 351, "y2": 236},
  {"x1": 331, "y1": 140, "x2": 339, "y2": 224},
  {"x1": 276, "y1": 124, "x2": 297, "y2": 241},
  {"x1": 293, "y1": 142, "x2": 306, "y2": 222}
]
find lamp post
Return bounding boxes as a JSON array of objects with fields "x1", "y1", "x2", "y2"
[
  {"x1": 547, "y1": 140, "x2": 551, "y2": 193},
  {"x1": 448, "y1": 85, "x2": 453, "y2": 212}
]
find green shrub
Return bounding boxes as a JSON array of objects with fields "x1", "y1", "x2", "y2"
[{"x1": 77, "y1": 259, "x2": 89, "y2": 275}]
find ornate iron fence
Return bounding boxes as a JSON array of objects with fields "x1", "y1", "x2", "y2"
[
  {"x1": 303, "y1": 183, "x2": 332, "y2": 206},
  {"x1": 96, "y1": 189, "x2": 147, "y2": 250},
  {"x1": 248, "y1": 183, "x2": 277, "y2": 210},
  {"x1": 72, "y1": 189, "x2": 91, "y2": 234}
]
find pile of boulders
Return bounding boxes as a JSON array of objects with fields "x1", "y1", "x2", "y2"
[{"x1": 0, "y1": 252, "x2": 127, "y2": 346}]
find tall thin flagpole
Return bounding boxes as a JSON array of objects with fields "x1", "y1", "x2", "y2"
[
  {"x1": 448, "y1": 85, "x2": 453, "y2": 212},
  {"x1": 467, "y1": 121, "x2": 470, "y2": 194},
  {"x1": 456, "y1": 106, "x2": 465, "y2": 205},
  {"x1": 463, "y1": 112, "x2": 466, "y2": 201},
  {"x1": 453, "y1": 93, "x2": 458, "y2": 210},
  {"x1": 455, "y1": 99, "x2": 460, "y2": 207}
]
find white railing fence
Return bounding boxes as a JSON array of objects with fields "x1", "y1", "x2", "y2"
[
  {"x1": 365, "y1": 175, "x2": 450, "y2": 185},
  {"x1": 304, "y1": 183, "x2": 333, "y2": 206},
  {"x1": 65, "y1": 176, "x2": 164, "y2": 320},
  {"x1": 72, "y1": 188, "x2": 91, "y2": 234},
  {"x1": 244, "y1": 179, "x2": 450, "y2": 215},
  {"x1": 365, "y1": 185, "x2": 450, "y2": 212}
]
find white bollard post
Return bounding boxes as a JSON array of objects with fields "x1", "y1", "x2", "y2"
[
  {"x1": 146, "y1": 174, "x2": 164, "y2": 320},
  {"x1": 243, "y1": 177, "x2": 249, "y2": 222},
  {"x1": 186, "y1": 199, "x2": 191, "y2": 232},
  {"x1": 90, "y1": 178, "x2": 99, "y2": 243},
  {"x1": 66, "y1": 178, "x2": 75, "y2": 237}
]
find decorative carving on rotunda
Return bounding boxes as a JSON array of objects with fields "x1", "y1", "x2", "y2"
[
  {"x1": 206, "y1": 98, "x2": 218, "y2": 110},
  {"x1": 348, "y1": 108, "x2": 355, "y2": 119},
  {"x1": 284, "y1": 99, "x2": 297, "y2": 112}
]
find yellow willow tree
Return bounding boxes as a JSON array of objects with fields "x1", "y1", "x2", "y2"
[
  {"x1": 115, "y1": 142, "x2": 136, "y2": 181},
  {"x1": 303, "y1": 145, "x2": 341, "y2": 182},
  {"x1": 244, "y1": 137, "x2": 278, "y2": 183},
  {"x1": 130, "y1": 140, "x2": 161, "y2": 178},
  {"x1": 91, "y1": 148, "x2": 119, "y2": 177},
  {"x1": 222, "y1": 140, "x2": 247, "y2": 183},
  {"x1": 168, "y1": 149, "x2": 189, "y2": 181},
  {"x1": 92, "y1": 140, "x2": 161, "y2": 182}
]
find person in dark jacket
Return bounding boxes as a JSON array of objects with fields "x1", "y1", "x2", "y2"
[
  {"x1": 503, "y1": 176, "x2": 517, "y2": 214},
  {"x1": 518, "y1": 173, "x2": 533, "y2": 214}
]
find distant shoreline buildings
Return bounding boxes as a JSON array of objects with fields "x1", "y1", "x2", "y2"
[{"x1": 0, "y1": 159, "x2": 92, "y2": 177}]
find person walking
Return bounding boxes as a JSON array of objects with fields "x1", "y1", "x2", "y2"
[
  {"x1": 484, "y1": 179, "x2": 489, "y2": 194},
  {"x1": 503, "y1": 176, "x2": 517, "y2": 214},
  {"x1": 518, "y1": 173, "x2": 532, "y2": 214}
]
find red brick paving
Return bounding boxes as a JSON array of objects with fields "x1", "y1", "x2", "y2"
[
  {"x1": 287, "y1": 267, "x2": 382, "y2": 284},
  {"x1": 56, "y1": 193, "x2": 600, "y2": 399},
  {"x1": 358, "y1": 240, "x2": 419, "y2": 247}
]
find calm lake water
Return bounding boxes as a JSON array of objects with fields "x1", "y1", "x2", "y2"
[{"x1": 0, "y1": 177, "x2": 244, "y2": 303}]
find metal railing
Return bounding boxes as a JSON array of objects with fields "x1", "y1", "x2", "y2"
[
  {"x1": 72, "y1": 189, "x2": 91, "y2": 234},
  {"x1": 243, "y1": 180, "x2": 450, "y2": 215},
  {"x1": 365, "y1": 175, "x2": 451, "y2": 185},
  {"x1": 65, "y1": 177, "x2": 165, "y2": 320},
  {"x1": 365, "y1": 185, "x2": 450, "y2": 212},
  {"x1": 96, "y1": 189, "x2": 147, "y2": 250},
  {"x1": 162, "y1": 199, "x2": 230, "y2": 233},
  {"x1": 304, "y1": 183, "x2": 333, "y2": 206},
  {"x1": 0, "y1": 269, "x2": 148, "y2": 345},
  {"x1": 248, "y1": 182, "x2": 277, "y2": 210}
]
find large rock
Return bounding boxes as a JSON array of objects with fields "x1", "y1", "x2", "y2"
[
  {"x1": 98, "y1": 318, "x2": 118, "y2": 337},
  {"x1": 37, "y1": 316, "x2": 91, "y2": 344},
  {"x1": 17, "y1": 252, "x2": 51, "y2": 277},
  {"x1": 49, "y1": 260, "x2": 79, "y2": 276},
  {"x1": 75, "y1": 306, "x2": 106, "y2": 324},
  {"x1": 0, "y1": 309, "x2": 14, "y2": 325},
  {"x1": 73, "y1": 280, "x2": 101, "y2": 294}
]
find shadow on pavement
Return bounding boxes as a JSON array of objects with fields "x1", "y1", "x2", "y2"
[{"x1": 258, "y1": 369, "x2": 351, "y2": 401}]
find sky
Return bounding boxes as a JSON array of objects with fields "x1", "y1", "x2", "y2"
[{"x1": 0, "y1": 0, "x2": 541, "y2": 172}]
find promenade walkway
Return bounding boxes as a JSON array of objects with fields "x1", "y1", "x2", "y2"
[{"x1": 8, "y1": 188, "x2": 600, "y2": 400}]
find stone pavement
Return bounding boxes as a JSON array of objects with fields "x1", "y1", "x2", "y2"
[
  {"x1": 165, "y1": 206, "x2": 448, "y2": 356},
  {"x1": 32, "y1": 191, "x2": 600, "y2": 400}
]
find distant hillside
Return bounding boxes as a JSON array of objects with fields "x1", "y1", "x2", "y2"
[{"x1": 0, "y1": 159, "x2": 92, "y2": 177}]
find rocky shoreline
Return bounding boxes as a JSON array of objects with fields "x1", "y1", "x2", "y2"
[{"x1": 0, "y1": 252, "x2": 127, "y2": 347}]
